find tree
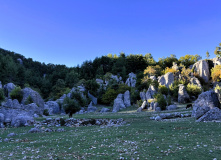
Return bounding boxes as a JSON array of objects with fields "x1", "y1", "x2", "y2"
[
  {"x1": 179, "y1": 54, "x2": 202, "y2": 67},
  {"x1": 206, "y1": 51, "x2": 210, "y2": 59},
  {"x1": 62, "y1": 97, "x2": 81, "y2": 117},
  {"x1": 214, "y1": 43, "x2": 221, "y2": 57}
]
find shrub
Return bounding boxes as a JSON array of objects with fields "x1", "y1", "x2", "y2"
[
  {"x1": 164, "y1": 67, "x2": 178, "y2": 74},
  {"x1": 10, "y1": 87, "x2": 23, "y2": 103},
  {"x1": 0, "y1": 89, "x2": 5, "y2": 103},
  {"x1": 211, "y1": 65, "x2": 221, "y2": 82},
  {"x1": 63, "y1": 97, "x2": 81, "y2": 116},
  {"x1": 167, "y1": 95, "x2": 172, "y2": 106},
  {"x1": 71, "y1": 91, "x2": 87, "y2": 107},
  {"x1": 154, "y1": 94, "x2": 167, "y2": 110},
  {"x1": 43, "y1": 109, "x2": 49, "y2": 116},
  {"x1": 186, "y1": 83, "x2": 202, "y2": 97},
  {"x1": 136, "y1": 99, "x2": 143, "y2": 108},
  {"x1": 158, "y1": 85, "x2": 168, "y2": 95},
  {"x1": 169, "y1": 81, "x2": 179, "y2": 100},
  {"x1": 130, "y1": 88, "x2": 140, "y2": 104},
  {"x1": 117, "y1": 84, "x2": 131, "y2": 94},
  {"x1": 25, "y1": 95, "x2": 33, "y2": 105},
  {"x1": 101, "y1": 88, "x2": 118, "y2": 105}
]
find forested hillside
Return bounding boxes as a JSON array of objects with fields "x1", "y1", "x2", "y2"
[{"x1": 0, "y1": 47, "x2": 204, "y2": 102}]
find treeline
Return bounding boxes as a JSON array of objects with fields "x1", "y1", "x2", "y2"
[{"x1": 0, "y1": 48, "x2": 202, "y2": 101}]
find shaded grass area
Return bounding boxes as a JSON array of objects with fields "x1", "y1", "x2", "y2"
[{"x1": 0, "y1": 107, "x2": 221, "y2": 160}]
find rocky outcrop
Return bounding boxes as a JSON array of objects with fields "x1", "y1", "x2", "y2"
[
  {"x1": 112, "y1": 94, "x2": 126, "y2": 112},
  {"x1": 88, "y1": 92, "x2": 97, "y2": 105},
  {"x1": 125, "y1": 72, "x2": 136, "y2": 87},
  {"x1": 140, "y1": 92, "x2": 146, "y2": 101},
  {"x1": 146, "y1": 85, "x2": 157, "y2": 100},
  {"x1": 4, "y1": 83, "x2": 16, "y2": 97},
  {"x1": 166, "y1": 105, "x2": 177, "y2": 110},
  {"x1": 196, "y1": 107, "x2": 221, "y2": 122},
  {"x1": 190, "y1": 77, "x2": 202, "y2": 88},
  {"x1": 3, "y1": 99, "x2": 21, "y2": 109},
  {"x1": 150, "y1": 113, "x2": 191, "y2": 121},
  {"x1": 124, "y1": 90, "x2": 131, "y2": 107},
  {"x1": 192, "y1": 90, "x2": 220, "y2": 121},
  {"x1": 17, "y1": 58, "x2": 23, "y2": 65},
  {"x1": 212, "y1": 57, "x2": 221, "y2": 66},
  {"x1": 87, "y1": 102, "x2": 97, "y2": 112},
  {"x1": 0, "y1": 81, "x2": 2, "y2": 89},
  {"x1": 192, "y1": 60, "x2": 210, "y2": 83},
  {"x1": 11, "y1": 114, "x2": 34, "y2": 127},
  {"x1": 158, "y1": 72, "x2": 174, "y2": 88},
  {"x1": 21, "y1": 88, "x2": 44, "y2": 113},
  {"x1": 137, "y1": 101, "x2": 147, "y2": 112},
  {"x1": 100, "y1": 107, "x2": 110, "y2": 113},
  {"x1": 149, "y1": 76, "x2": 157, "y2": 81},
  {"x1": 178, "y1": 84, "x2": 190, "y2": 103},
  {"x1": 44, "y1": 101, "x2": 61, "y2": 115}
]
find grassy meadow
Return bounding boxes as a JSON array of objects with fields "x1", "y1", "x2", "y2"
[{"x1": 0, "y1": 105, "x2": 220, "y2": 160}]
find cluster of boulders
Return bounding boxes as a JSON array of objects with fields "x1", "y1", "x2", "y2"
[
  {"x1": 34, "y1": 117, "x2": 125, "y2": 128},
  {"x1": 150, "y1": 112, "x2": 191, "y2": 121},
  {"x1": 112, "y1": 90, "x2": 131, "y2": 112},
  {"x1": 0, "y1": 83, "x2": 45, "y2": 128},
  {"x1": 192, "y1": 90, "x2": 221, "y2": 122}
]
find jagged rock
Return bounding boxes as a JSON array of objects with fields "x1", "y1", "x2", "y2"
[
  {"x1": 112, "y1": 94, "x2": 126, "y2": 112},
  {"x1": 149, "y1": 102, "x2": 155, "y2": 110},
  {"x1": 7, "y1": 133, "x2": 17, "y2": 137},
  {"x1": 192, "y1": 91, "x2": 220, "y2": 119},
  {"x1": 28, "y1": 128, "x2": 41, "y2": 133},
  {"x1": 88, "y1": 92, "x2": 97, "y2": 105},
  {"x1": 0, "y1": 81, "x2": 2, "y2": 89},
  {"x1": 212, "y1": 57, "x2": 221, "y2": 66},
  {"x1": 141, "y1": 101, "x2": 147, "y2": 109},
  {"x1": 155, "y1": 107, "x2": 161, "y2": 112},
  {"x1": 44, "y1": 101, "x2": 61, "y2": 115},
  {"x1": 137, "y1": 107, "x2": 143, "y2": 112},
  {"x1": 140, "y1": 92, "x2": 146, "y2": 101},
  {"x1": 25, "y1": 103, "x2": 42, "y2": 115},
  {"x1": 146, "y1": 85, "x2": 157, "y2": 100},
  {"x1": 17, "y1": 58, "x2": 23, "y2": 65},
  {"x1": 56, "y1": 94, "x2": 67, "y2": 104},
  {"x1": 125, "y1": 72, "x2": 136, "y2": 87},
  {"x1": 77, "y1": 85, "x2": 86, "y2": 92},
  {"x1": 166, "y1": 105, "x2": 177, "y2": 110},
  {"x1": 4, "y1": 83, "x2": 16, "y2": 97},
  {"x1": 150, "y1": 76, "x2": 157, "y2": 81},
  {"x1": 3, "y1": 99, "x2": 21, "y2": 109},
  {"x1": 100, "y1": 107, "x2": 110, "y2": 113},
  {"x1": 172, "y1": 62, "x2": 179, "y2": 70},
  {"x1": 190, "y1": 77, "x2": 202, "y2": 88},
  {"x1": 158, "y1": 72, "x2": 174, "y2": 87},
  {"x1": 11, "y1": 114, "x2": 34, "y2": 127},
  {"x1": 0, "y1": 113, "x2": 4, "y2": 128},
  {"x1": 124, "y1": 90, "x2": 131, "y2": 107},
  {"x1": 22, "y1": 88, "x2": 44, "y2": 114},
  {"x1": 196, "y1": 107, "x2": 221, "y2": 122},
  {"x1": 178, "y1": 84, "x2": 190, "y2": 103},
  {"x1": 96, "y1": 79, "x2": 103, "y2": 85},
  {"x1": 192, "y1": 60, "x2": 210, "y2": 83},
  {"x1": 87, "y1": 101, "x2": 97, "y2": 112},
  {"x1": 155, "y1": 116, "x2": 162, "y2": 121}
]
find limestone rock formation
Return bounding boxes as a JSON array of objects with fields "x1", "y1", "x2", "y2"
[
  {"x1": 158, "y1": 72, "x2": 174, "y2": 87},
  {"x1": 192, "y1": 60, "x2": 210, "y2": 83},
  {"x1": 88, "y1": 92, "x2": 97, "y2": 105},
  {"x1": 4, "y1": 83, "x2": 16, "y2": 97},
  {"x1": 44, "y1": 101, "x2": 61, "y2": 115},
  {"x1": 112, "y1": 94, "x2": 126, "y2": 112},
  {"x1": 190, "y1": 77, "x2": 202, "y2": 88},
  {"x1": 124, "y1": 90, "x2": 131, "y2": 107},
  {"x1": 125, "y1": 72, "x2": 136, "y2": 87},
  {"x1": 87, "y1": 101, "x2": 97, "y2": 112},
  {"x1": 178, "y1": 84, "x2": 190, "y2": 103}
]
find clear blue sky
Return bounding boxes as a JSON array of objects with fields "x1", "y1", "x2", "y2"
[{"x1": 0, "y1": 0, "x2": 220, "y2": 67}]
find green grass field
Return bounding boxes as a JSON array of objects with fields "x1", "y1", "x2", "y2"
[{"x1": 0, "y1": 105, "x2": 220, "y2": 160}]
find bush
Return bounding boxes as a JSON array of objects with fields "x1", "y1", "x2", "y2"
[
  {"x1": 43, "y1": 109, "x2": 49, "y2": 116},
  {"x1": 154, "y1": 94, "x2": 167, "y2": 110},
  {"x1": 211, "y1": 65, "x2": 221, "y2": 82},
  {"x1": 71, "y1": 91, "x2": 87, "y2": 107},
  {"x1": 186, "y1": 83, "x2": 202, "y2": 97},
  {"x1": 101, "y1": 88, "x2": 118, "y2": 105},
  {"x1": 130, "y1": 88, "x2": 140, "y2": 104},
  {"x1": 117, "y1": 84, "x2": 131, "y2": 94},
  {"x1": 10, "y1": 87, "x2": 23, "y2": 103},
  {"x1": 169, "y1": 81, "x2": 179, "y2": 100},
  {"x1": 0, "y1": 89, "x2": 5, "y2": 103},
  {"x1": 158, "y1": 85, "x2": 168, "y2": 95},
  {"x1": 63, "y1": 97, "x2": 81, "y2": 116},
  {"x1": 164, "y1": 67, "x2": 178, "y2": 74},
  {"x1": 136, "y1": 99, "x2": 143, "y2": 108},
  {"x1": 25, "y1": 95, "x2": 33, "y2": 105}
]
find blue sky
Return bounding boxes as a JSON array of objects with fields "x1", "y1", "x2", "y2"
[{"x1": 0, "y1": 0, "x2": 221, "y2": 67}]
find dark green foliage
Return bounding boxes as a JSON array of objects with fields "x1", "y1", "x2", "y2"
[
  {"x1": 186, "y1": 83, "x2": 202, "y2": 97},
  {"x1": 158, "y1": 85, "x2": 168, "y2": 95},
  {"x1": 154, "y1": 94, "x2": 167, "y2": 110},
  {"x1": 169, "y1": 81, "x2": 179, "y2": 100},
  {"x1": 158, "y1": 55, "x2": 179, "y2": 68},
  {"x1": 51, "y1": 79, "x2": 67, "y2": 100},
  {"x1": 102, "y1": 88, "x2": 118, "y2": 104},
  {"x1": 71, "y1": 91, "x2": 87, "y2": 107},
  {"x1": 25, "y1": 95, "x2": 33, "y2": 105},
  {"x1": 60, "y1": 118, "x2": 65, "y2": 126},
  {"x1": 117, "y1": 84, "x2": 131, "y2": 94},
  {"x1": 130, "y1": 88, "x2": 140, "y2": 105},
  {"x1": 0, "y1": 89, "x2": 5, "y2": 103},
  {"x1": 65, "y1": 71, "x2": 79, "y2": 88},
  {"x1": 62, "y1": 97, "x2": 81, "y2": 115},
  {"x1": 10, "y1": 87, "x2": 23, "y2": 103},
  {"x1": 85, "y1": 80, "x2": 100, "y2": 95},
  {"x1": 167, "y1": 95, "x2": 172, "y2": 106},
  {"x1": 43, "y1": 109, "x2": 49, "y2": 116}
]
